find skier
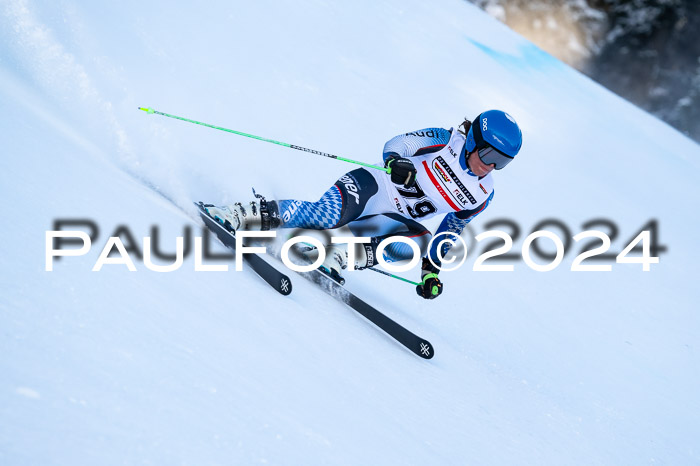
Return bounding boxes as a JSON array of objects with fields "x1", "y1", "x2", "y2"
[{"x1": 205, "y1": 109, "x2": 522, "y2": 299}]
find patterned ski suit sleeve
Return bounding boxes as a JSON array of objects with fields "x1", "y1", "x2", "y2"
[
  {"x1": 382, "y1": 128, "x2": 452, "y2": 162},
  {"x1": 428, "y1": 191, "x2": 494, "y2": 266}
]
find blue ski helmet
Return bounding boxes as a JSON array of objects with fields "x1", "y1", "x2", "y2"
[{"x1": 465, "y1": 110, "x2": 522, "y2": 170}]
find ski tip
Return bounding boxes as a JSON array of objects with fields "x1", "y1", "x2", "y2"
[
  {"x1": 418, "y1": 340, "x2": 434, "y2": 359},
  {"x1": 138, "y1": 107, "x2": 155, "y2": 114},
  {"x1": 279, "y1": 277, "x2": 293, "y2": 295}
]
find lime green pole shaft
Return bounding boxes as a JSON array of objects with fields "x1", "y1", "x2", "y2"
[
  {"x1": 138, "y1": 107, "x2": 388, "y2": 173},
  {"x1": 365, "y1": 266, "x2": 422, "y2": 286},
  {"x1": 366, "y1": 267, "x2": 439, "y2": 296}
]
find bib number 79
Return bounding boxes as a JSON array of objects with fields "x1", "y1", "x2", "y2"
[{"x1": 396, "y1": 181, "x2": 437, "y2": 219}]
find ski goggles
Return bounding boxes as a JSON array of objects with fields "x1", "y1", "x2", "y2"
[
  {"x1": 471, "y1": 117, "x2": 515, "y2": 170},
  {"x1": 477, "y1": 145, "x2": 514, "y2": 170}
]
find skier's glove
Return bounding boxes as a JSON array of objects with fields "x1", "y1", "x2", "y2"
[
  {"x1": 385, "y1": 155, "x2": 417, "y2": 189},
  {"x1": 416, "y1": 257, "x2": 443, "y2": 299}
]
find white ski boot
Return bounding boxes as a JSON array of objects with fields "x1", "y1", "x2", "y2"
[
  {"x1": 205, "y1": 190, "x2": 280, "y2": 232},
  {"x1": 317, "y1": 242, "x2": 373, "y2": 285},
  {"x1": 318, "y1": 244, "x2": 348, "y2": 284}
]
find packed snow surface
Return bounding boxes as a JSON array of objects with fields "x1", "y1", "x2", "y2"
[{"x1": 1, "y1": 0, "x2": 699, "y2": 464}]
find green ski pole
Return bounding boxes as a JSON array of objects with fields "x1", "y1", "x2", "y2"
[
  {"x1": 288, "y1": 239, "x2": 427, "y2": 290},
  {"x1": 365, "y1": 266, "x2": 421, "y2": 286},
  {"x1": 138, "y1": 107, "x2": 389, "y2": 173},
  {"x1": 365, "y1": 267, "x2": 440, "y2": 297}
]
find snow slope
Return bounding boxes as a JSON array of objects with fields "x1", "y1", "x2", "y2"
[{"x1": 1, "y1": 0, "x2": 699, "y2": 464}]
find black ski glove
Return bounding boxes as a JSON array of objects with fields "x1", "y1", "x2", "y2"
[
  {"x1": 416, "y1": 258, "x2": 443, "y2": 299},
  {"x1": 385, "y1": 155, "x2": 417, "y2": 189}
]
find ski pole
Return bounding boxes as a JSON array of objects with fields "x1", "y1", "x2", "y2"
[
  {"x1": 291, "y1": 239, "x2": 437, "y2": 295},
  {"x1": 291, "y1": 240, "x2": 422, "y2": 286},
  {"x1": 365, "y1": 266, "x2": 422, "y2": 286},
  {"x1": 138, "y1": 107, "x2": 389, "y2": 173},
  {"x1": 365, "y1": 267, "x2": 440, "y2": 297}
]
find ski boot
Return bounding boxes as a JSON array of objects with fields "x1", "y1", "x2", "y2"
[
  {"x1": 205, "y1": 189, "x2": 280, "y2": 233},
  {"x1": 318, "y1": 244, "x2": 348, "y2": 285},
  {"x1": 317, "y1": 241, "x2": 375, "y2": 285}
]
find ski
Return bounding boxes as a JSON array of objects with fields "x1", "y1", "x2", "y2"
[
  {"x1": 292, "y1": 248, "x2": 434, "y2": 359},
  {"x1": 195, "y1": 202, "x2": 292, "y2": 296},
  {"x1": 196, "y1": 203, "x2": 433, "y2": 358}
]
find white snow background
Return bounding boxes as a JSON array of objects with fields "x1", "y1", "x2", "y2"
[{"x1": 1, "y1": 0, "x2": 699, "y2": 464}]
